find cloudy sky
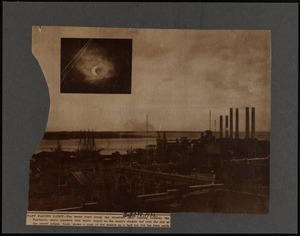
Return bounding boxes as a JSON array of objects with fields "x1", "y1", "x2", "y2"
[{"x1": 32, "y1": 26, "x2": 271, "y2": 132}]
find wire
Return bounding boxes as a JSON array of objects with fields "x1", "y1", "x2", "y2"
[
  {"x1": 61, "y1": 39, "x2": 93, "y2": 84},
  {"x1": 61, "y1": 39, "x2": 92, "y2": 76}
]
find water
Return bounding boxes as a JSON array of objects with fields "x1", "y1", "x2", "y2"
[
  {"x1": 35, "y1": 131, "x2": 270, "y2": 155},
  {"x1": 36, "y1": 138, "x2": 157, "y2": 155}
]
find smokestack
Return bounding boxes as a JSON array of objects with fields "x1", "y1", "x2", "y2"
[
  {"x1": 251, "y1": 107, "x2": 255, "y2": 138},
  {"x1": 214, "y1": 120, "x2": 216, "y2": 133},
  {"x1": 225, "y1": 115, "x2": 229, "y2": 139},
  {"x1": 220, "y1": 116, "x2": 223, "y2": 138},
  {"x1": 230, "y1": 108, "x2": 233, "y2": 139},
  {"x1": 235, "y1": 108, "x2": 239, "y2": 139},
  {"x1": 245, "y1": 107, "x2": 249, "y2": 139}
]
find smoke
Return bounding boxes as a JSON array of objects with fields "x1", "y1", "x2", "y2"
[{"x1": 123, "y1": 118, "x2": 156, "y2": 131}]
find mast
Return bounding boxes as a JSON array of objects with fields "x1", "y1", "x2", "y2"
[
  {"x1": 209, "y1": 110, "x2": 211, "y2": 130},
  {"x1": 146, "y1": 114, "x2": 149, "y2": 145}
]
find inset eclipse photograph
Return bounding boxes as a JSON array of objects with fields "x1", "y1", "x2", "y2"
[{"x1": 60, "y1": 38, "x2": 132, "y2": 94}]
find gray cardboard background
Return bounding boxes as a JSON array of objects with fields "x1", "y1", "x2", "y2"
[{"x1": 2, "y1": 2, "x2": 298, "y2": 233}]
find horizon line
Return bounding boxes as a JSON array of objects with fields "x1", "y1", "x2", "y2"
[{"x1": 44, "y1": 130, "x2": 271, "y2": 133}]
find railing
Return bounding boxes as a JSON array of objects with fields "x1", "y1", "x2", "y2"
[
  {"x1": 115, "y1": 167, "x2": 214, "y2": 183},
  {"x1": 53, "y1": 202, "x2": 98, "y2": 211},
  {"x1": 137, "y1": 183, "x2": 224, "y2": 203}
]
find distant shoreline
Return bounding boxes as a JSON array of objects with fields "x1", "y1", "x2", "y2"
[
  {"x1": 43, "y1": 131, "x2": 270, "y2": 140},
  {"x1": 43, "y1": 132, "x2": 154, "y2": 140}
]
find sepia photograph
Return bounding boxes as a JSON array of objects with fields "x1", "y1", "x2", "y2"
[{"x1": 28, "y1": 26, "x2": 271, "y2": 216}]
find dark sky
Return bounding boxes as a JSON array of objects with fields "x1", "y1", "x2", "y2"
[{"x1": 60, "y1": 38, "x2": 132, "y2": 94}]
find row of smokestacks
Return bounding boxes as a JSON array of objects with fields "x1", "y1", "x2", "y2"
[{"x1": 219, "y1": 107, "x2": 255, "y2": 139}]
